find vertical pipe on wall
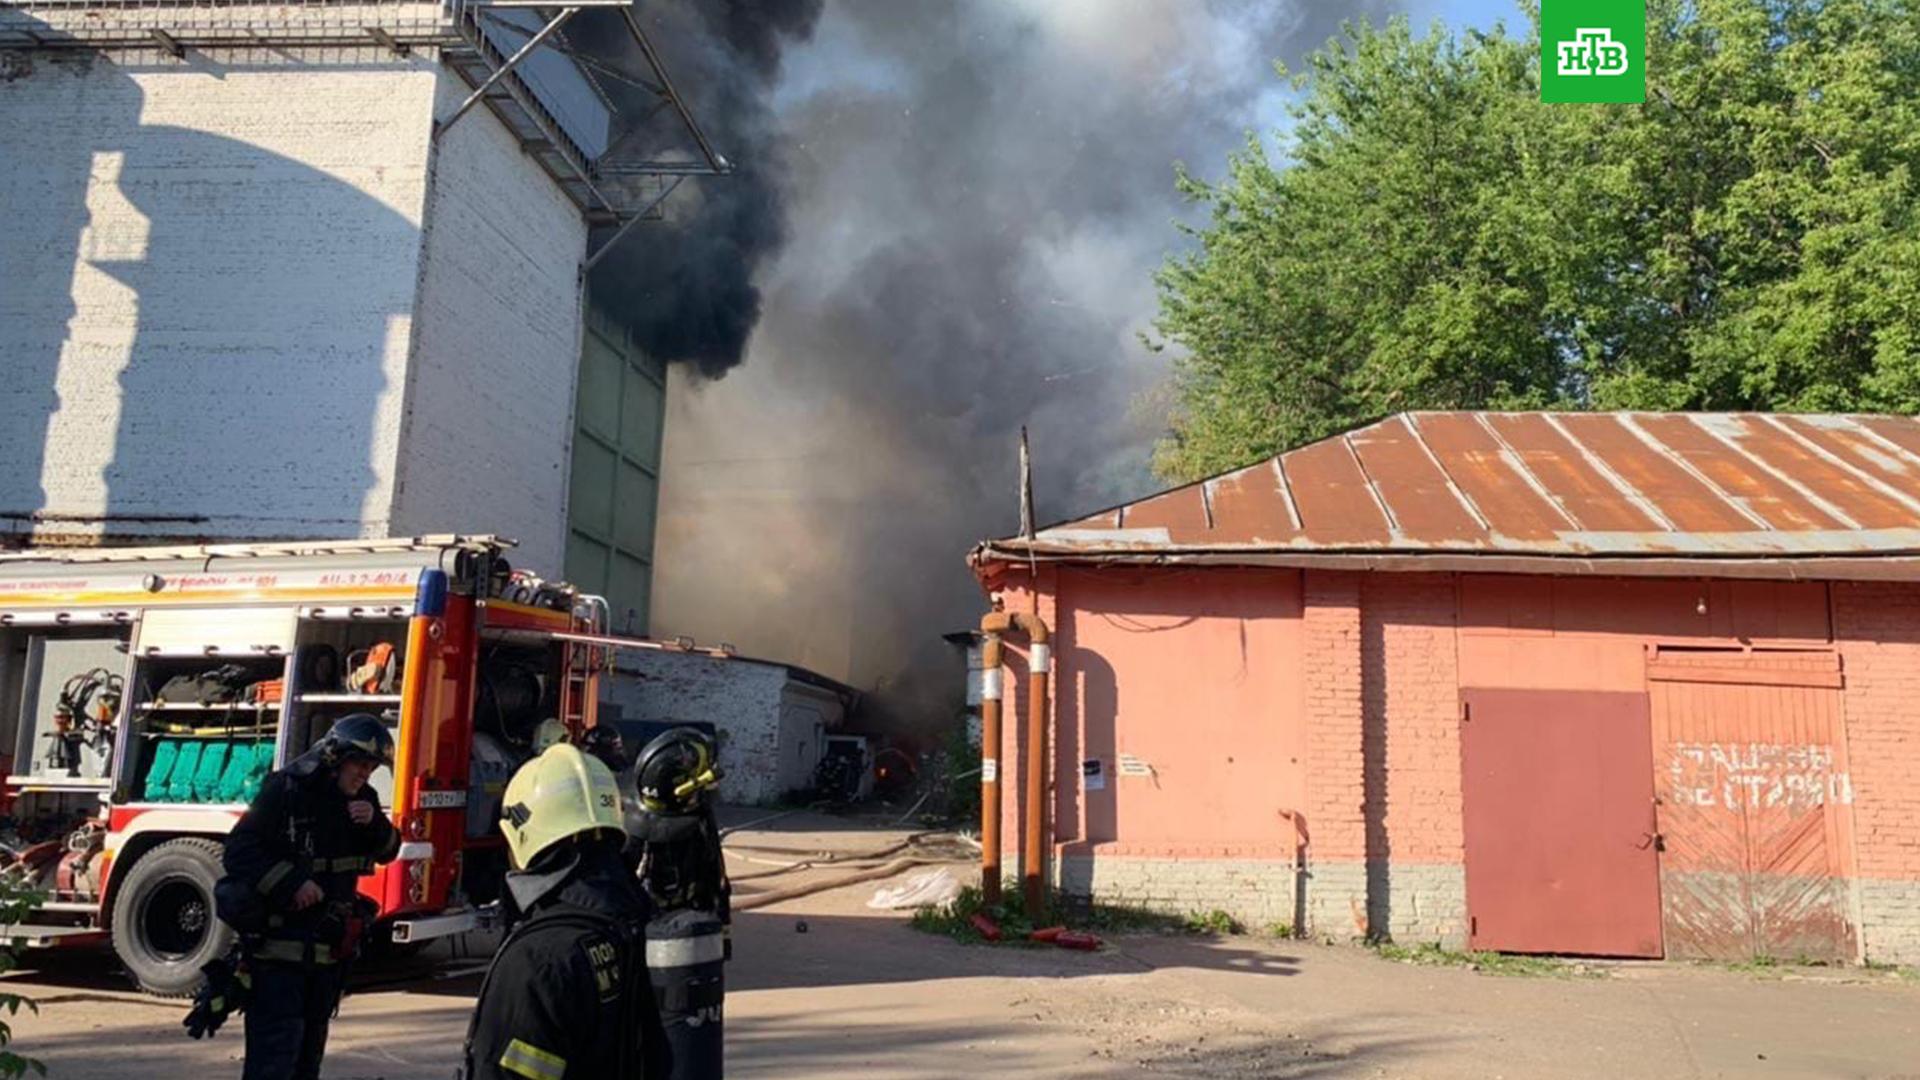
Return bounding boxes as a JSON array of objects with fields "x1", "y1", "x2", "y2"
[
  {"x1": 1021, "y1": 617, "x2": 1051, "y2": 916},
  {"x1": 984, "y1": 608, "x2": 1052, "y2": 915},
  {"x1": 978, "y1": 629, "x2": 1005, "y2": 907}
]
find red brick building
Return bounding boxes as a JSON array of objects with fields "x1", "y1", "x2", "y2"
[{"x1": 972, "y1": 412, "x2": 1920, "y2": 963}]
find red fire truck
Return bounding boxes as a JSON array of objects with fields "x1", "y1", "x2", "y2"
[{"x1": 0, "y1": 535, "x2": 613, "y2": 994}]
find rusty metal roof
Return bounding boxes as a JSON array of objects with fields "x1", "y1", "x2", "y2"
[{"x1": 974, "y1": 413, "x2": 1920, "y2": 580}]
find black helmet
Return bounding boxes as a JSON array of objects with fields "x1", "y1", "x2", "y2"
[
  {"x1": 316, "y1": 713, "x2": 395, "y2": 769},
  {"x1": 635, "y1": 728, "x2": 720, "y2": 813},
  {"x1": 579, "y1": 724, "x2": 627, "y2": 772}
]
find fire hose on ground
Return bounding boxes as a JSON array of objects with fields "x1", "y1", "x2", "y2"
[{"x1": 724, "y1": 831, "x2": 966, "y2": 910}]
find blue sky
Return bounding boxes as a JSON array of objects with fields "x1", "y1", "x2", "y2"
[
  {"x1": 1424, "y1": 0, "x2": 1529, "y2": 32},
  {"x1": 1240, "y1": 0, "x2": 1531, "y2": 158}
]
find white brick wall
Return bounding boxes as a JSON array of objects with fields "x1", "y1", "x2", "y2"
[
  {"x1": 1859, "y1": 878, "x2": 1920, "y2": 965},
  {"x1": 0, "y1": 47, "x2": 436, "y2": 540},
  {"x1": 1058, "y1": 855, "x2": 1299, "y2": 929},
  {"x1": 1381, "y1": 862, "x2": 1467, "y2": 946},
  {"x1": 1299, "y1": 860, "x2": 1468, "y2": 946},
  {"x1": 385, "y1": 71, "x2": 587, "y2": 573},
  {"x1": 1, "y1": 45, "x2": 587, "y2": 574},
  {"x1": 601, "y1": 650, "x2": 793, "y2": 806}
]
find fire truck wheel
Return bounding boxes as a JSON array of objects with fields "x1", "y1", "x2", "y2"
[{"x1": 109, "y1": 837, "x2": 235, "y2": 997}]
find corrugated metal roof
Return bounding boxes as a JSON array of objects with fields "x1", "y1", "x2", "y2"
[{"x1": 974, "y1": 413, "x2": 1920, "y2": 578}]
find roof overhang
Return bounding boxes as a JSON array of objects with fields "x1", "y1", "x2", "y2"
[
  {"x1": 975, "y1": 412, "x2": 1920, "y2": 588},
  {"x1": 970, "y1": 541, "x2": 1920, "y2": 584}
]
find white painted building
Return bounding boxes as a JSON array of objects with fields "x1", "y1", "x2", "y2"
[
  {"x1": 602, "y1": 648, "x2": 860, "y2": 807},
  {"x1": 0, "y1": 0, "x2": 706, "y2": 586}
]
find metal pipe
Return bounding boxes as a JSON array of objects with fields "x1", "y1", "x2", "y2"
[
  {"x1": 980, "y1": 609, "x2": 1051, "y2": 915},
  {"x1": 618, "y1": 6, "x2": 728, "y2": 174},
  {"x1": 977, "y1": 628, "x2": 1005, "y2": 907},
  {"x1": 1017, "y1": 614, "x2": 1051, "y2": 916},
  {"x1": 583, "y1": 175, "x2": 683, "y2": 273}
]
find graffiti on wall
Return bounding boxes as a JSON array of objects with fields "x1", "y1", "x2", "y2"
[{"x1": 1667, "y1": 742, "x2": 1853, "y2": 813}]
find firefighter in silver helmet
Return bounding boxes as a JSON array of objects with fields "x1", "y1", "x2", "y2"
[{"x1": 460, "y1": 744, "x2": 670, "y2": 1079}]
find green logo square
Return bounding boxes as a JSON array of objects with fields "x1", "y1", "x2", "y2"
[{"x1": 1540, "y1": 0, "x2": 1646, "y2": 103}]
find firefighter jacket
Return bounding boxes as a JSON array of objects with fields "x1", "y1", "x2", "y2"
[
  {"x1": 463, "y1": 841, "x2": 671, "y2": 1080},
  {"x1": 221, "y1": 753, "x2": 400, "y2": 949}
]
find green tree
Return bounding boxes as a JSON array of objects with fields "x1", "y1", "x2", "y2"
[{"x1": 1151, "y1": 0, "x2": 1920, "y2": 483}]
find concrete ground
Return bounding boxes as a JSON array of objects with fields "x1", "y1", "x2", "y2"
[{"x1": 10, "y1": 812, "x2": 1920, "y2": 1079}]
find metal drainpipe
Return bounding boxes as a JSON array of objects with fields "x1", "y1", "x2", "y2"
[
  {"x1": 982, "y1": 609, "x2": 1052, "y2": 915},
  {"x1": 978, "y1": 628, "x2": 1006, "y2": 908},
  {"x1": 1019, "y1": 613, "x2": 1052, "y2": 916}
]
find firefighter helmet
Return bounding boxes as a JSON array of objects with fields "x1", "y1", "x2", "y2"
[
  {"x1": 579, "y1": 724, "x2": 627, "y2": 772},
  {"x1": 316, "y1": 713, "x2": 394, "y2": 769},
  {"x1": 531, "y1": 718, "x2": 568, "y2": 753},
  {"x1": 635, "y1": 728, "x2": 721, "y2": 814},
  {"x1": 499, "y1": 744, "x2": 625, "y2": 869}
]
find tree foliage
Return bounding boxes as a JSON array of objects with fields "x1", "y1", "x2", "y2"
[
  {"x1": 0, "y1": 877, "x2": 44, "y2": 1079},
  {"x1": 1151, "y1": 0, "x2": 1920, "y2": 482}
]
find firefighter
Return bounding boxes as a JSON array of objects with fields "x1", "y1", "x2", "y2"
[
  {"x1": 218, "y1": 712, "x2": 400, "y2": 1080},
  {"x1": 462, "y1": 744, "x2": 670, "y2": 1080},
  {"x1": 629, "y1": 728, "x2": 730, "y2": 1079},
  {"x1": 630, "y1": 728, "x2": 729, "y2": 924}
]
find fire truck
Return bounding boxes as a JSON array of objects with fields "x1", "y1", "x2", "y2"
[{"x1": 0, "y1": 535, "x2": 614, "y2": 995}]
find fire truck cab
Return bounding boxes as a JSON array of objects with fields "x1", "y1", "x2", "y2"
[{"x1": 0, "y1": 535, "x2": 609, "y2": 995}]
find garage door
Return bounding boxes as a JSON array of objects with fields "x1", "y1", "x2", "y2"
[
  {"x1": 1461, "y1": 688, "x2": 1663, "y2": 957},
  {"x1": 1648, "y1": 646, "x2": 1855, "y2": 962}
]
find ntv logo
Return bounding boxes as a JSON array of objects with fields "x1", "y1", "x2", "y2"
[
  {"x1": 1540, "y1": 0, "x2": 1642, "y2": 101},
  {"x1": 1556, "y1": 28, "x2": 1630, "y2": 76}
]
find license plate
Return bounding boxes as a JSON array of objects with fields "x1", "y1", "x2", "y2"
[{"x1": 417, "y1": 789, "x2": 467, "y2": 809}]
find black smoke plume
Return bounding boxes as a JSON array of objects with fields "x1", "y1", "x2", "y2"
[{"x1": 584, "y1": 0, "x2": 823, "y2": 376}]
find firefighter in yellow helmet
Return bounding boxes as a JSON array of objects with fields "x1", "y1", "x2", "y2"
[{"x1": 460, "y1": 744, "x2": 670, "y2": 1079}]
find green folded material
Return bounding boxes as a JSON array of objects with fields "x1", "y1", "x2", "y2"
[
  {"x1": 140, "y1": 738, "x2": 275, "y2": 804},
  {"x1": 190, "y1": 743, "x2": 230, "y2": 802},
  {"x1": 220, "y1": 743, "x2": 274, "y2": 804},
  {"x1": 143, "y1": 739, "x2": 181, "y2": 802},
  {"x1": 164, "y1": 742, "x2": 205, "y2": 803}
]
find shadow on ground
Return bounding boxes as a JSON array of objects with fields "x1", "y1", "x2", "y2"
[
  {"x1": 728, "y1": 909, "x2": 1304, "y2": 993},
  {"x1": 727, "y1": 1004, "x2": 1432, "y2": 1079}
]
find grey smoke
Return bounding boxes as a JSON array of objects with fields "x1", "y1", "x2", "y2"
[{"x1": 645, "y1": 0, "x2": 1393, "y2": 729}]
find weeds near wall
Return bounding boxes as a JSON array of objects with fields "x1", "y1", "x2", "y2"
[
  {"x1": 1371, "y1": 941, "x2": 1597, "y2": 979},
  {"x1": 910, "y1": 886, "x2": 1261, "y2": 944}
]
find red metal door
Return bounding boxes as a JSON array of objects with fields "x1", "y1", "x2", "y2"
[
  {"x1": 1461, "y1": 689, "x2": 1663, "y2": 957},
  {"x1": 1648, "y1": 646, "x2": 1855, "y2": 962}
]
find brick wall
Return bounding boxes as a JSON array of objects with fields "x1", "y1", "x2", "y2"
[
  {"x1": 600, "y1": 651, "x2": 787, "y2": 806},
  {"x1": 1302, "y1": 570, "x2": 1366, "y2": 936},
  {"x1": 386, "y1": 70, "x2": 587, "y2": 573},
  {"x1": 0, "y1": 47, "x2": 435, "y2": 541},
  {"x1": 1361, "y1": 575, "x2": 1466, "y2": 944},
  {"x1": 1058, "y1": 855, "x2": 1298, "y2": 930},
  {"x1": 1834, "y1": 582, "x2": 1920, "y2": 963}
]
